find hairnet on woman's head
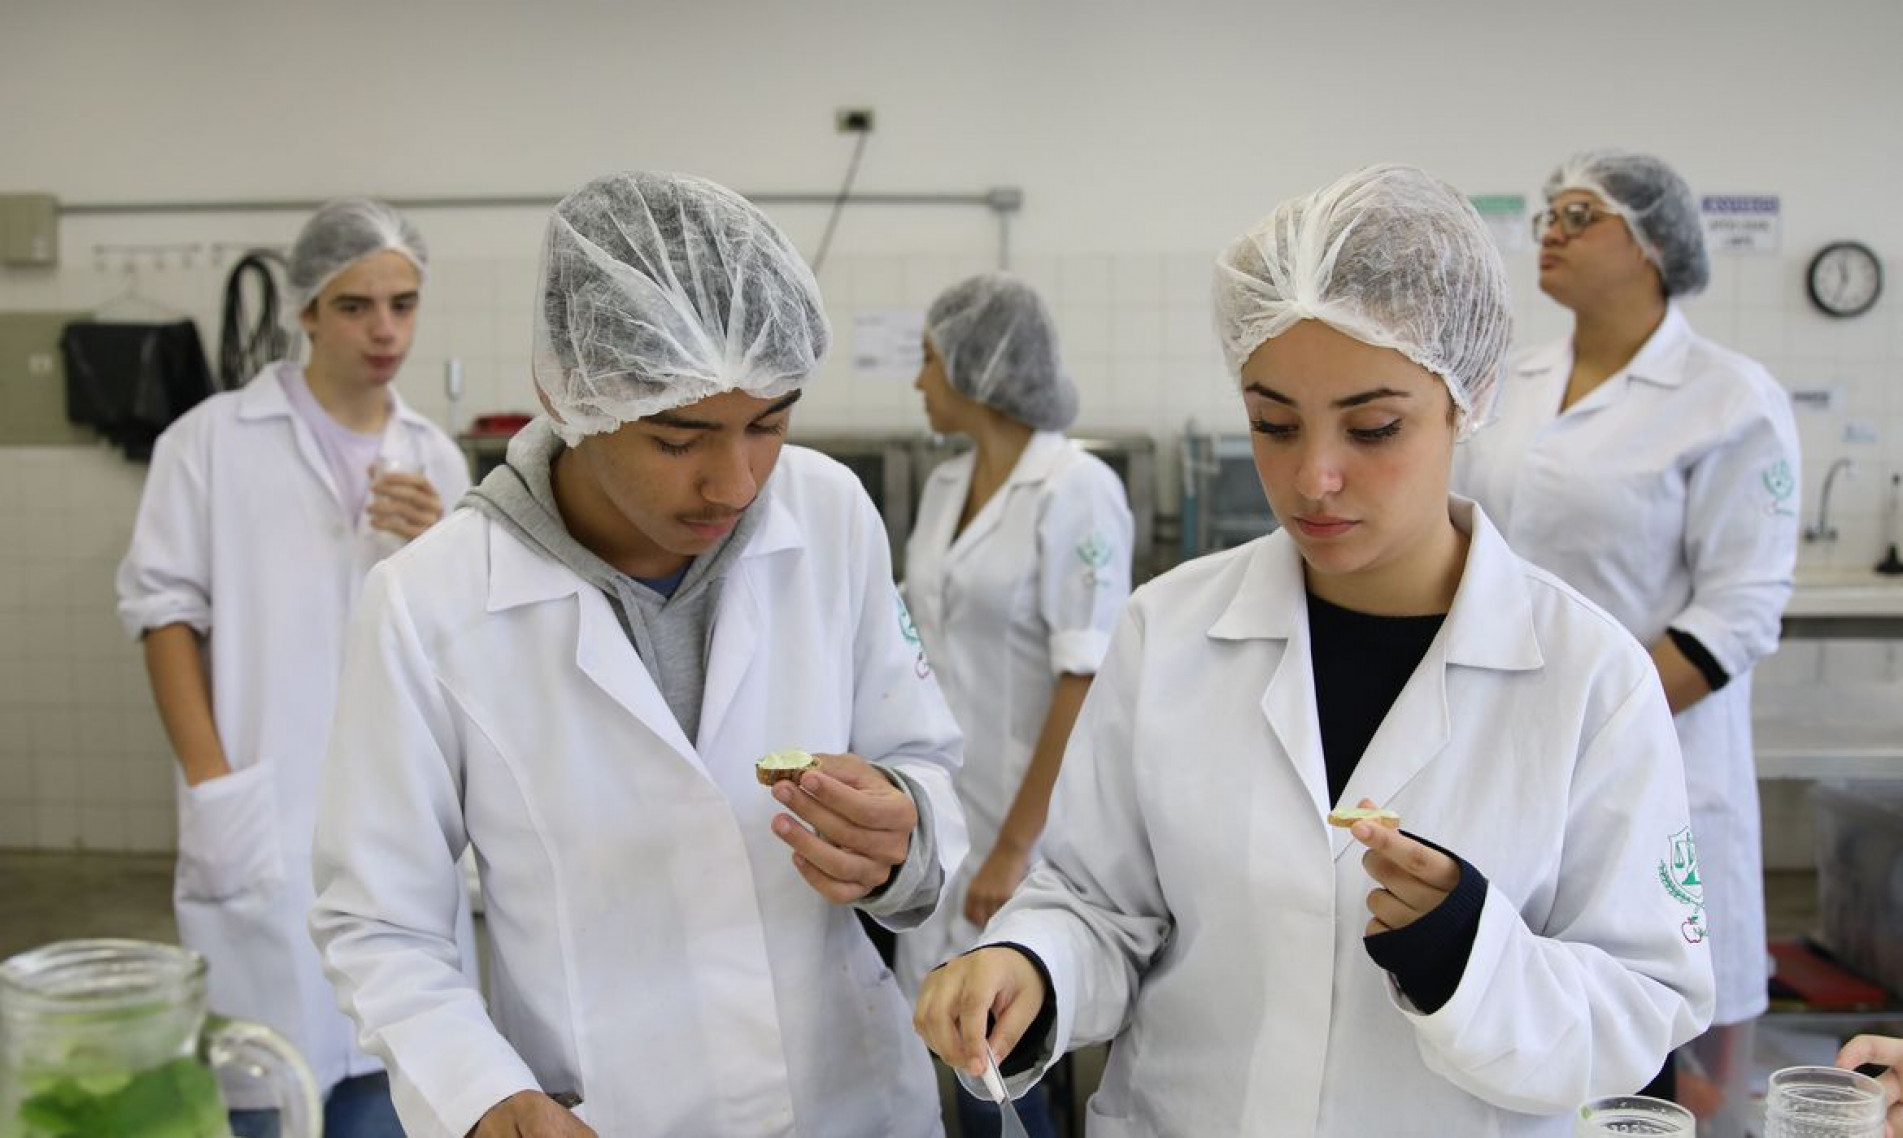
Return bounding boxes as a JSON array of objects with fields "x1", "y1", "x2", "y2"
[
  {"x1": 287, "y1": 199, "x2": 428, "y2": 314},
  {"x1": 1214, "y1": 164, "x2": 1514, "y2": 440},
  {"x1": 1545, "y1": 150, "x2": 1709, "y2": 297},
  {"x1": 926, "y1": 272, "x2": 1076, "y2": 431},
  {"x1": 530, "y1": 171, "x2": 830, "y2": 445}
]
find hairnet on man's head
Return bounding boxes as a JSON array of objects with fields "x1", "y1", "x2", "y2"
[
  {"x1": 1545, "y1": 150, "x2": 1709, "y2": 297},
  {"x1": 1213, "y1": 164, "x2": 1514, "y2": 440},
  {"x1": 926, "y1": 272, "x2": 1076, "y2": 431},
  {"x1": 287, "y1": 198, "x2": 427, "y2": 315},
  {"x1": 531, "y1": 171, "x2": 830, "y2": 445}
]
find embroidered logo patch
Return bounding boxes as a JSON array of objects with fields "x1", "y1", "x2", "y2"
[
  {"x1": 896, "y1": 592, "x2": 932, "y2": 679},
  {"x1": 1075, "y1": 531, "x2": 1115, "y2": 588},
  {"x1": 1658, "y1": 826, "x2": 1708, "y2": 944},
  {"x1": 1761, "y1": 459, "x2": 1797, "y2": 518}
]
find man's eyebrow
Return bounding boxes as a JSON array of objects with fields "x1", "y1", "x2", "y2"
[
  {"x1": 648, "y1": 390, "x2": 804, "y2": 431},
  {"x1": 757, "y1": 391, "x2": 803, "y2": 419}
]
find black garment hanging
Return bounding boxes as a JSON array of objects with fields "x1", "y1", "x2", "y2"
[{"x1": 60, "y1": 320, "x2": 215, "y2": 461}]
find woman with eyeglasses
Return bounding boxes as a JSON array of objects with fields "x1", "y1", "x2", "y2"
[{"x1": 1454, "y1": 151, "x2": 1800, "y2": 1134}]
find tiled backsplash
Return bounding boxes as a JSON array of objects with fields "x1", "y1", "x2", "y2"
[{"x1": 4, "y1": 242, "x2": 1902, "y2": 851}]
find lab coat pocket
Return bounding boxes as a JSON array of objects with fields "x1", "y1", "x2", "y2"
[{"x1": 176, "y1": 764, "x2": 285, "y2": 902}]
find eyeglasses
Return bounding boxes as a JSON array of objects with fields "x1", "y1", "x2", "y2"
[{"x1": 1530, "y1": 200, "x2": 1621, "y2": 240}]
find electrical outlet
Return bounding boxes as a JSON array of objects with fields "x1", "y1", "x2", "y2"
[{"x1": 835, "y1": 107, "x2": 875, "y2": 133}]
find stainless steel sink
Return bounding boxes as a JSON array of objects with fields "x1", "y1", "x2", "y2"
[{"x1": 1784, "y1": 570, "x2": 1903, "y2": 637}]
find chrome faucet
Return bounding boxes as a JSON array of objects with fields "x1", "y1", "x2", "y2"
[{"x1": 1805, "y1": 458, "x2": 1853, "y2": 543}]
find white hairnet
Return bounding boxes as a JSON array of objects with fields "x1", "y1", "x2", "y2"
[
  {"x1": 286, "y1": 198, "x2": 427, "y2": 314},
  {"x1": 531, "y1": 171, "x2": 830, "y2": 446},
  {"x1": 1213, "y1": 164, "x2": 1513, "y2": 441},
  {"x1": 1545, "y1": 150, "x2": 1709, "y2": 297},
  {"x1": 926, "y1": 272, "x2": 1076, "y2": 431}
]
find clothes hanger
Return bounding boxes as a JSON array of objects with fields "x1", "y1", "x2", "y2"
[{"x1": 92, "y1": 257, "x2": 187, "y2": 323}]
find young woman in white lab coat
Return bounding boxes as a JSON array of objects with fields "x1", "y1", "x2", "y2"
[
  {"x1": 116, "y1": 200, "x2": 468, "y2": 1136},
  {"x1": 310, "y1": 172, "x2": 968, "y2": 1138},
  {"x1": 895, "y1": 274, "x2": 1133, "y2": 1137},
  {"x1": 914, "y1": 165, "x2": 1716, "y2": 1137},
  {"x1": 1453, "y1": 151, "x2": 1799, "y2": 1130}
]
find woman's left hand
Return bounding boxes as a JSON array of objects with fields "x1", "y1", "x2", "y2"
[
  {"x1": 1350, "y1": 798, "x2": 1460, "y2": 935},
  {"x1": 962, "y1": 842, "x2": 1031, "y2": 928}
]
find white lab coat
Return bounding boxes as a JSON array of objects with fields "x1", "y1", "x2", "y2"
[
  {"x1": 1453, "y1": 306, "x2": 1799, "y2": 1024},
  {"x1": 115, "y1": 362, "x2": 470, "y2": 1097},
  {"x1": 896, "y1": 432, "x2": 1132, "y2": 990},
  {"x1": 310, "y1": 446, "x2": 969, "y2": 1138},
  {"x1": 979, "y1": 500, "x2": 1715, "y2": 1137}
]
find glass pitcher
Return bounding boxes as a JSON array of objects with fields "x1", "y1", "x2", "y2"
[{"x1": 1, "y1": 939, "x2": 320, "y2": 1138}]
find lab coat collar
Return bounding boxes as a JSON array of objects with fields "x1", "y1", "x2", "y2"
[
  {"x1": 1007, "y1": 431, "x2": 1075, "y2": 487},
  {"x1": 481, "y1": 478, "x2": 804, "y2": 769},
  {"x1": 235, "y1": 362, "x2": 296, "y2": 421},
  {"x1": 238, "y1": 360, "x2": 438, "y2": 426},
  {"x1": 1205, "y1": 497, "x2": 1543, "y2": 674},
  {"x1": 1207, "y1": 497, "x2": 1542, "y2": 854},
  {"x1": 1511, "y1": 338, "x2": 1571, "y2": 379},
  {"x1": 238, "y1": 362, "x2": 443, "y2": 512},
  {"x1": 925, "y1": 430, "x2": 1072, "y2": 488},
  {"x1": 942, "y1": 431, "x2": 1072, "y2": 563},
  {"x1": 1621, "y1": 304, "x2": 1693, "y2": 389},
  {"x1": 1440, "y1": 499, "x2": 1545, "y2": 673},
  {"x1": 1512, "y1": 305, "x2": 1692, "y2": 390}
]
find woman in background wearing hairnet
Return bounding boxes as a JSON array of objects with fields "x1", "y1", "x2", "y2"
[
  {"x1": 117, "y1": 200, "x2": 470, "y2": 1137},
  {"x1": 1453, "y1": 152, "x2": 1799, "y2": 1133},
  {"x1": 895, "y1": 274, "x2": 1133, "y2": 1137},
  {"x1": 913, "y1": 165, "x2": 1715, "y2": 1136},
  {"x1": 311, "y1": 172, "x2": 967, "y2": 1137}
]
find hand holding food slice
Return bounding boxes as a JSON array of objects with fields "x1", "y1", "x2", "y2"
[
  {"x1": 1340, "y1": 798, "x2": 1459, "y2": 935},
  {"x1": 761, "y1": 750, "x2": 919, "y2": 903}
]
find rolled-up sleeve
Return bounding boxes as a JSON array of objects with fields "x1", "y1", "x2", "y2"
[
  {"x1": 116, "y1": 418, "x2": 213, "y2": 638},
  {"x1": 1037, "y1": 460, "x2": 1135, "y2": 676},
  {"x1": 1670, "y1": 378, "x2": 1800, "y2": 677}
]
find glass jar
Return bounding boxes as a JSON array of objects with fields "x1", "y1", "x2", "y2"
[{"x1": 0, "y1": 939, "x2": 319, "y2": 1138}]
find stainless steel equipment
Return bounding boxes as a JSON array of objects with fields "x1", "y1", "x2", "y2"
[
  {"x1": 457, "y1": 412, "x2": 534, "y2": 483},
  {"x1": 789, "y1": 433, "x2": 918, "y2": 574},
  {"x1": 1180, "y1": 430, "x2": 1276, "y2": 558}
]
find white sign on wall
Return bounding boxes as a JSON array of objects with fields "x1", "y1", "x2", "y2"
[
  {"x1": 851, "y1": 309, "x2": 925, "y2": 382},
  {"x1": 1471, "y1": 194, "x2": 1529, "y2": 253},
  {"x1": 1701, "y1": 195, "x2": 1781, "y2": 254}
]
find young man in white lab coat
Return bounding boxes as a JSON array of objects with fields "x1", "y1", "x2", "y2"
[
  {"x1": 310, "y1": 172, "x2": 967, "y2": 1138},
  {"x1": 915, "y1": 166, "x2": 1715, "y2": 1136},
  {"x1": 117, "y1": 199, "x2": 469, "y2": 1137}
]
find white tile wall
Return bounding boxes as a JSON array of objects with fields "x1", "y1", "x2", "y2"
[{"x1": 4, "y1": 239, "x2": 1901, "y2": 850}]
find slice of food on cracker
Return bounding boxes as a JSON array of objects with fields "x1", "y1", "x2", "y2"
[
  {"x1": 1326, "y1": 806, "x2": 1402, "y2": 829},
  {"x1": 755, "y1": 748, "x2": 819, "y2": 787}
]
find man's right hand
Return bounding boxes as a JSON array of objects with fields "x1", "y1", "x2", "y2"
[{"x1": 469, "y1": 1091, "x2": 598, "y2": 1138}]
